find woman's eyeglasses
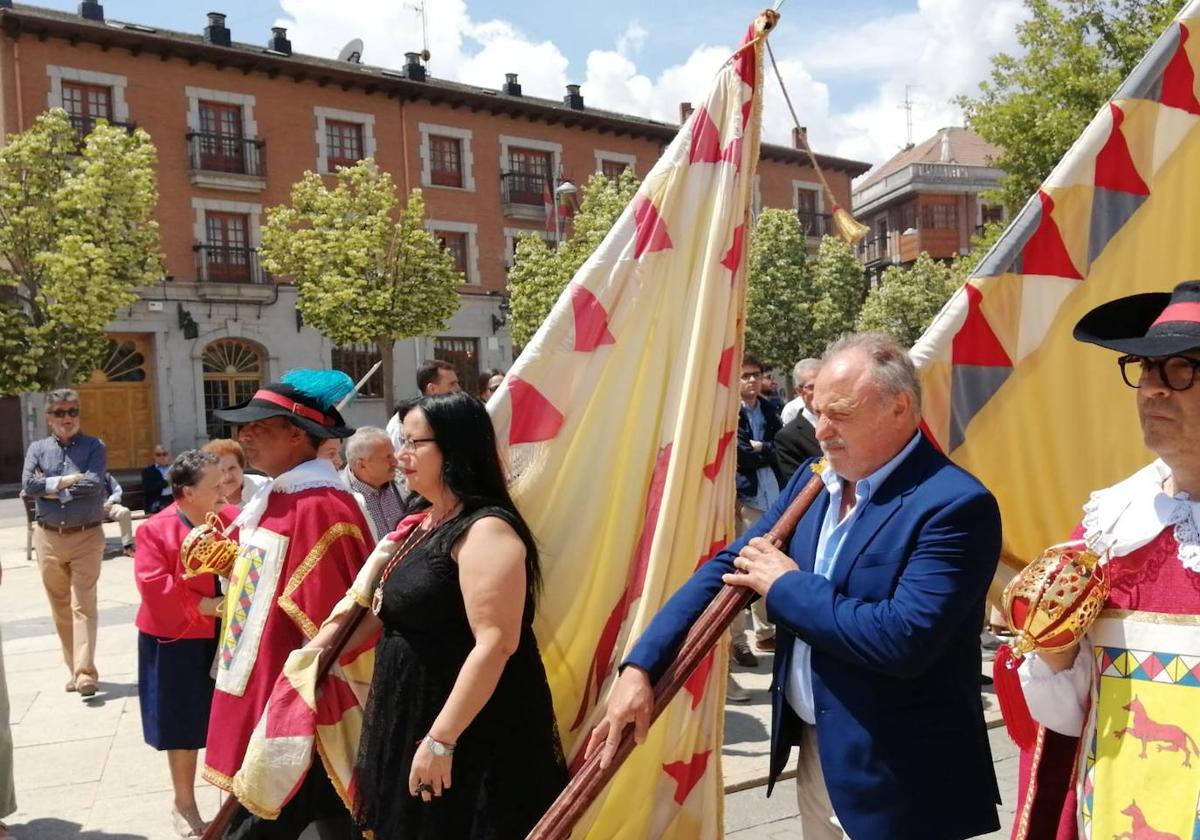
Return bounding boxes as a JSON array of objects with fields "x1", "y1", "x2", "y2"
[{"x1": 396, "y1": 437, "x2": 436, "y2": 452}]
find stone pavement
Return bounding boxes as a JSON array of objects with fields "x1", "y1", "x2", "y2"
[{"x1": 0, "y1": 496, "x2": 1019, "y2": 839}]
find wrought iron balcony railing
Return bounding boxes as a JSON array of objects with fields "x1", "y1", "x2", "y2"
[
  {"x1": 187, "y1": 132, "x2": 267, "y2": 178},
  {"x1": 194, "y1": 244, "x2": 267, "y2": 284}
]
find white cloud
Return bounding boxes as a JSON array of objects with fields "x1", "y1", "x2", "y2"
[{"x1": 276, "y1": 0, "x2": 1029, "y2": 171}]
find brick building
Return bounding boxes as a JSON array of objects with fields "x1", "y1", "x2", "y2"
[
  {"x1": 852, "y1": 127, "x2": 1005, "y2": 282},
  {"x1": 0, "y1": 1, "x2": 869, "y2": 482}
]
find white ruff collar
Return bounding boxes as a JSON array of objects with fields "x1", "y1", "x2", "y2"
[
  {"x1": 232, "y1": 458, "x2": 348, "y2": 534},
  {"x1": 1081, "y1": 459, "x2": 1200, "y2": 573}
]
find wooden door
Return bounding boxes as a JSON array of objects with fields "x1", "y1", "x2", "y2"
[{"x1": 76, "y1": 333, "x2": 157, "y2": 470}]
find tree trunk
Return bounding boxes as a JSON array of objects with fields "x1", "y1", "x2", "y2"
[{"x1": 378, "y1": 337, "x2": 395, "y2": 419}]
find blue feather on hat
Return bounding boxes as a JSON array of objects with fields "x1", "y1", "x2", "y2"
[{"x1": 280, "y1": 369, "x2": 355, "y2": 411}]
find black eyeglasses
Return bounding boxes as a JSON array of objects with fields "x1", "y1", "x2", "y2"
[
  {"x1": 48, "y1": 408, "x2": 80, "y2": 418},
  {"x1": 1117, "y1": 354, "x2": 1200, "y2": 391},
  {"x1": 397, "y1": 437, "x2": 436, "y2": 452}
]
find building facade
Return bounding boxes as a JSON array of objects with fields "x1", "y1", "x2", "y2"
[
  {"x1": 0, "y1": 1, "x2": 869, "y2": 481},
  {"x1": 852, "y1": 127, "x2": 1005, "y2": 282}
]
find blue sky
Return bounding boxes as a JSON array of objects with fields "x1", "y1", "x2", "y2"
[{"x1": 30, "y1": 0, "x2": 1031, "y2": 167}]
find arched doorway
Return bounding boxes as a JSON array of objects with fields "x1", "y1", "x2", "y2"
[
  {"x1": 202, "y1": 339, "x2": 263, "y2": 439},
  {"x1": 77, "y1": 334, "x2": 157, "y2": 470}
]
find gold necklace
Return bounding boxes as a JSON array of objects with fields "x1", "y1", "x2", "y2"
[{"x1": 370, "y1": 506, "x2": 459, "y2": 615}]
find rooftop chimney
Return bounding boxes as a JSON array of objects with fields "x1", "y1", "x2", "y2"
[
  {"x1": 792, "y1": 126, "x2": 808, "y2": 150},
  {"x1": 405, "y1": 52, "x2": 427, "y2": 82},
  {"x1": 268, "y1": 26, "x2": 291, "y2": 55},
  {"x1": 563, "y1": 84, "x2": 584, "y2": 110},
  {"x1": 205, "y1": 12, "x2": 231, "y2": 47},
  {"x1": 679, "y1": 102, "x2": 694, "y2": 123},
  {"x1": 78, "y1": 0, "x2": 104, "y2": 21},
  {"x1": 503, "y1": 73, "x2": 522, "y2": 97}
]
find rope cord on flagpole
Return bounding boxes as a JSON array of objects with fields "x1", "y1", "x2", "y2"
[{"x1": 765, "y1": 39, "x2": 837, "y2": 208}]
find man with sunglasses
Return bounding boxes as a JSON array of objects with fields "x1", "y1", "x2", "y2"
[
  {"x1": 21, "y1": 388, "x2": 107, "y2": 698},
  {"x1": 1012, "y1": 280, "x2": 1200, "y2": 838}
]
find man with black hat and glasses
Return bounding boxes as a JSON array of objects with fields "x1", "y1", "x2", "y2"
[
  {"x1": 200, "y1": 370, "x2": 372, "y2": 839},
  {"x1": 21, "y1": 388, "x2": 107, "y2": 699},
  {"x1": 1013, "y1": 280, "x2": 1200, "y2": 839}
]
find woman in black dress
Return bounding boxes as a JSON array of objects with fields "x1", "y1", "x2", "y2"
[{"x1": 322, "y1": 392, "x2": 566, "y2": 839}]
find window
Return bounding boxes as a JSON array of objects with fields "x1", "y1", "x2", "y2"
[
  {"x1": 981, "y1": 204, "x2": 1004, "y2": 226},
  {"x1": 921, "y1": 203, "x2": 958, "y2": 230},
  {"x1": 326, "y1": 120, "x2": 364, "y2": 169},
  {"x1": 61, "y1": 81, "x2": 111, "y2": 134},
  {"x1": 202, "y1": 340, "x2": 263, "y2": 439},
  {"x1": 434, "y1": 337, "x2": 479, "y2": 393},
  {"x1": 204, "y1": 212, "x2": 251, "y2": 282},
  {"x1": 197, "y1": 101, "x2": 245, "y2": 173},
  {"x1": 429, "y1": 136, "x2": 463, "y2": 188},
  {"x1": 600, "y1": 159, "x2": 628, "y2": 180},
  {"x1": 506, "y1": 147, "x2": 552, "y2": 205},
  {"x1": 796, "y1": 188, "x2": 821, "y2": 236},
  {"x1": 900, "y1": 201, "x2": 917, "y2": 232},
  {"x1": 331, "y1": 344, "x2": 382, "y2": 398},
  {"x1": 437, "y1": 231, "x2": 469, "y2": 278}
]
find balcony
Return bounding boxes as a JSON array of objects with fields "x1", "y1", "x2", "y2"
[
  {"x1": 187, "y1": 133, "x2": 267, "y2": 192},
  {"x1": 193, "y1": 244, "x2": 275, "y2": 303},
  {"x1": 69, "y1": 115, "x2": 137, "y2": 138},
  {"x1": 501, "y1": 171, "x2": 548, "y2": 220},
  {"x1": 797, "y1": 211, "x2": 832, "y2": 239},
  {"x1": 859, "y1": 237, "x2": 891, "y2": 265},
  {"x1": 852, "y1": 160, "x2": 1005, "y2": 218}
]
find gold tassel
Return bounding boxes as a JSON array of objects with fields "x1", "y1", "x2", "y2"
[{"x1": 832, "y1": 205, "x2": 869, "y2": 245}]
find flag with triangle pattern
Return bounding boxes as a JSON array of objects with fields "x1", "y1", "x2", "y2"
[
  {"x1": 486, "y1": 12, "x2": 772, "y2": 838},
  {"x1": 912, "y1": 0, "x2": 1200, "y2": 593}
]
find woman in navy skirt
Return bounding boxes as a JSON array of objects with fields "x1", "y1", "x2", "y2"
[{"x1": 134, "y1": 450, "x2": 238, "y2": 838}]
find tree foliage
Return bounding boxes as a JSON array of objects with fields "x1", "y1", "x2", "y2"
[
  {"x1": 808, "y1": 236, "x2": 867, "y2": 354},
  {"x1": 959, "y1": 0, "x2": 1186, "y2": 211},
  {"x1": 857, "y1": 253, "x2": 963, "y2": 346},
  {"x1": 745, "y1": 209, "x2": 812, "y2": 368},
  {"x1": 508, "y1": 169, "x2": 640, "y2": 346},
  {"x1": 0, "y1": 109, "x2": 163, "y2": 393},
  {"x1": 261, "y1": 161, "x2": 459, "y2": 411}
]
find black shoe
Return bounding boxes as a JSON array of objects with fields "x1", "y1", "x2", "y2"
[{"x1": 731, "y1": 640, "x2": 758, "y2": 668}]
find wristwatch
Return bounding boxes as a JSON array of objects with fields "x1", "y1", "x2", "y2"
[{"x1": 423, "y1": 734, "x2": 456, "y2": 757}]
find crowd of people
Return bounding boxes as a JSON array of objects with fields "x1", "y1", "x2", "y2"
[{"x1": 3, "y1": 279, "x2": 1199, "y2": 839}]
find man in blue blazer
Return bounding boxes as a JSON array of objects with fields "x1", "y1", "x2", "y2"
[{"x1": 588, "y1": 333, "x2": 1002, "y2": 840}]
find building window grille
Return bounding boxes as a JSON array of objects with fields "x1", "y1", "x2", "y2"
[
  {"x1": 326, "y1": 119, "x2": 364, "y2": 169},
  {"x1": 430, "y1": 135, "x2": 464, "y2": 188}
]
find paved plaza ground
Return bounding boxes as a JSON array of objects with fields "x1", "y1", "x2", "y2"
[{"x1": 0, "y1": 497, "x2": 1018, "y2": 839}]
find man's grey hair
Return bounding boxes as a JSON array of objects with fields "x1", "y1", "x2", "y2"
[
  {"x1": 791, "y1": 358, "x2": 821, "y2": 386},
  {"x1": 169, "y1": 450, "x2": 219, "y2": 499},
  {"x1": 822, "y1": 332, "x2": 922, "y2": 416},
  {"x1": 45, "y1": 388, "x2": 80, "y2": 406},
  {"x1": 345, "y1": 426, "x2": 391, "y2": 464}
]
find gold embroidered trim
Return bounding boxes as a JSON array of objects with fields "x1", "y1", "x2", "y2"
[
  {"x1": 202, "y1": 765, "x2": 236, "y2": 794},
  {"x1": 1100, "y1": 608, "x2": 1200, "y2": 625},
  {"x1": 352, "y1": 590, "x2": 371, "y2": 609},
  {"x1": 1013, "y1": 725, "x2": 1046, "y2": 840},
  {"x1": 277, "y1": 522, "x2": 364, "y2": 640}
]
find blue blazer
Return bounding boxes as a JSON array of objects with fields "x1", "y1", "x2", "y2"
[{"x1": 625, "y1": 435, "x2": 1002, "y2": 840}]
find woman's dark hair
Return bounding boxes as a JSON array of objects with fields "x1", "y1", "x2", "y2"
[
  {"x1": 168, "y1": 450, "x2": 219, "y2": 499},
  {"x1": 477, "y1": 368, "x2": 504, "y2": 398},
  {"x1": 412, "y1": 392, "x2": 543, "y2": 598}
]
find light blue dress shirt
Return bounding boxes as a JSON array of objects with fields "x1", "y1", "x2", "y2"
[{"x1": 783, "y1": 431, "x2": 922, "y2": 724}]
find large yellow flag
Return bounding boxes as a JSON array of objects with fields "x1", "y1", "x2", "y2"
[
  {"x1": 487, "y1": 13, "x2": 773, "y2": 839},
  {"x1": 913, "y1": 0, "x2": 1200, "y2": 588}
]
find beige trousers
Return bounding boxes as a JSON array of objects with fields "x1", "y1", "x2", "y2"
[
  {"x1": 734, "y1": 500, "x2": 774, "y2": 641},
  {"x1": 106, "y1": 503, "x2": 133, "y2": 547},
  {"x1": 794, "y1": 724, "x2": 851, "y2": 840},
  {"x1": 33, "y1": 524, "x2": 104, "y2": 685}
]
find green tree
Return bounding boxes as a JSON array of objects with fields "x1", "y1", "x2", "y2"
[
  {"x1": 0, "y1": 108, "x2": 163, "y2": 393},
  {"x1": 808, "y1": 235, "x2": 866, "y2": 352},
  {"x1": 508, "y1": 169, "x2": 640, "y2": 346},
  {"x1": 744, "y1": 209, "x2": 812, "y2": 368},
  {"x1": 959, "y1": 0, "x2": 1185, "y2": 211},
  {"x1": 260, "y1": 161, "x2": 459, "y2": 411},
  {"x1": 857, "y1": 253, "x2": 962, "y2": 347}
]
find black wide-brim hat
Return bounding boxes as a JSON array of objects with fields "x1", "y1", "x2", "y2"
[
  {"x1": 213, "y1": 382, "x2": 354, "y2": 439},
  {"x1": 1074, "y1": 279, "x2": 1200, "y2": 356}
]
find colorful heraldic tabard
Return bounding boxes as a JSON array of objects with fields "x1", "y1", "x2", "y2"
[
  {"x1": 217, "y1": 527, "x2": 289, "y2": 697},
  {"x1": 1081, "y1": 612, "x2": 1200, "y2": 840}
]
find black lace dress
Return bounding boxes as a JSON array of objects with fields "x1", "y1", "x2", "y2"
[{"x1": 353, "y1": 506, "x2": 567, "y2": 840}]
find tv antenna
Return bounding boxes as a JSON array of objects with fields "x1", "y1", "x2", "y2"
[
  {"x1": 404, "y1": 0, "x2": 431, "y2": 62},
  {"x1": 337, "y1": 38, "x2": 364, "y2": 64},
  {"x1": 899, "y1": 84, "x2": 916, "y2": 149}
]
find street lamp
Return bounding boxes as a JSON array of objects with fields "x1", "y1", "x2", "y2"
[{"x1": 553, "y1": 179, "x2": 578, "y2": 244}]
